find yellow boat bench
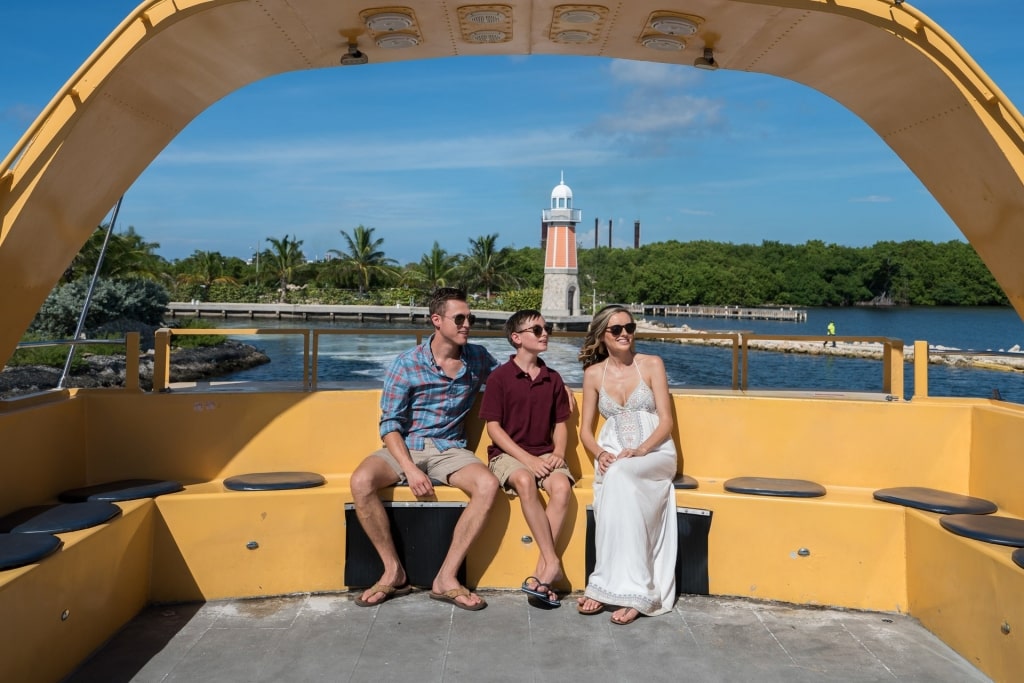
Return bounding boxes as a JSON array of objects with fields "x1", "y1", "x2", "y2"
[{"x1": 2, "y1": 388, "x2": 1024, "y2": 681}]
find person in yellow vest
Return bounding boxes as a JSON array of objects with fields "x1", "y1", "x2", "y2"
[{"x1": 824, "y1": 321, "x2": 836, "y2": 347}]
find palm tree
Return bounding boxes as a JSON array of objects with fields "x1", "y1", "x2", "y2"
[
  {"x1": 66, "y1": 225, "x2": 166, "y2": 282},
  {"x1": 265, "y1": 235, "x2": 305, "y2": 302},
  {"x1": 461, "y1": 233, "x2": 520, "y2": 298},
  {"x1": 175, "y1": 250, "x2": 238, "y2": 300},
  {"x1": 327, "y1": 225, "x2": 398, "y2": 294},
  {"x1": 410, "y1": 241, "x2": 461, "y2": 291}
]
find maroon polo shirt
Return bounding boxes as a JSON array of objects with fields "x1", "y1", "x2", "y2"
[{"x1": 479, "y1": 356, "x2": 571, "y2": 462}]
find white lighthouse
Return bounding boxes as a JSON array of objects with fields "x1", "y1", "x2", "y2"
[{"x1": 540, "y1": 174, "x2": 582, "y2": 317}]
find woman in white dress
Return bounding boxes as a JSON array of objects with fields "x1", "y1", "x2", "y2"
[{"x1": 576, "y1": 305, "x2": 679, "y2": 625}]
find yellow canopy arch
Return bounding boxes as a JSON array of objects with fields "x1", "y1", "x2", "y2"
[{"x1": 2, "y1": 0, "x2": 1024, "y2": 364}]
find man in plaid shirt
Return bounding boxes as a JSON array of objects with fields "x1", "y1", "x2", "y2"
[{"x1": 351, "y1": 287, "x2": 500, "y2": 611}]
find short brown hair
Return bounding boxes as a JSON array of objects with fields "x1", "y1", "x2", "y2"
[{"x1": 428, "y1": 287, "x2": 467, "y2": 318}]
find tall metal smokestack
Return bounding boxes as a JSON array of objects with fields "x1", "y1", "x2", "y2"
[
  {"x1": 608, "y1": 219, "x2": 612, "y2": 248},
  {"x1": 634, "y1": 220, "x2": 640, "y2": 249},
  {"x1": 594, "y1": 217, "x2": 599, "y2": 248}
]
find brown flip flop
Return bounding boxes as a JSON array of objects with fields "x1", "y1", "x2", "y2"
[
  {"x1": 354, "y1": 582, "x2": 413, "y2": 607},
  {"x1": 429, "y1": 586, "x2": 487, "y2": 611}
]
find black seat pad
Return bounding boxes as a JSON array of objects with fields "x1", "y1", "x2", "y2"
[
  {"x1": 673, "y1": 474, "x2": 699, "y2": 490},
  {"x1": 59, "y1": 478, "x2": 183, "y2": 503},
  {"x1": 939, "y1": 514, "x2": 1024, "y2": 547},
  {"x1": 1013, "y1": 548, "x2": 1024, "y2": 570},
  {"x1": 0, "y1": 502, "x2": 122, "y2": 534},
  {"x1": 223, "y1": 471, "x2": 326, "y2": 491},
  {"x1": 873, "y1": 486, "x2": 997, "y2": 515},
  {"x1": 0, "y1": 533, "x2": 63, "y2": 570},
  {"x1": 724, "y1": 476, "x2": 826, "y2": 498}
]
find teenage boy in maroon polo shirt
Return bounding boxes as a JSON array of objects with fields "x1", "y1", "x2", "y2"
[{"x1": 479, "y1": 309, "x2": 573, "y2": 607}]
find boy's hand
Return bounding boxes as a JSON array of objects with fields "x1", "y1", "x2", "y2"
[
  {"x1": 542, "y1": 453, "x2": 566, "y2": 470},
  {"x1": 528, "y1": 456, "x2": 554, "y2": 479}
]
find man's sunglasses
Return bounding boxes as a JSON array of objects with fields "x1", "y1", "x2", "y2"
[
  {"x1": 605, "y1": 322, "x2": 637, "y2": 336},
  {"x1": 516, "y1": 323, "x2": 553, "y2": 336},
  {"x1": 447, "y1": 313, "x2": 477, "y2": 327}
]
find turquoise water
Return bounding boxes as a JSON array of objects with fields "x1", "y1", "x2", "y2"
[{"x1": 205, "y1": 306, "x2": 1024, "y2": 403}]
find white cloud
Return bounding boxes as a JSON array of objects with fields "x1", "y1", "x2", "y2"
[{"x1": 608, "y1": 60, "x2": 698, "y2": 89}]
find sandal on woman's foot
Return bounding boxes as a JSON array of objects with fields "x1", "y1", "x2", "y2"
[
  {"x1": 610, "y1": 607, "x2": 640, "y2": 625},
  {"x1": 576, "y1": 597, "x2": 604, "y2": 615}
]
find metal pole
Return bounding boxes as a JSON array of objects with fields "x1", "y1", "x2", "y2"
[{"x1": 58, "y1": 195, "x2": 123, "y2": 388}]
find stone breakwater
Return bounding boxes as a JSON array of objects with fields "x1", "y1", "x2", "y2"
[
  {"x1": 635, "y1": 322, "x2": 1024, "y2": 374},
  {"x1": 0, "y1": 340, "x2": 269, "y2": 399}
]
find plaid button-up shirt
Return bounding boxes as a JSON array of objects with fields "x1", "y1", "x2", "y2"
[{"x1": 379, "y1": 335, "x2": 499, "y2": 451}]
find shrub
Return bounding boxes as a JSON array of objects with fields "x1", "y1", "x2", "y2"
[{"x1": 31, "y1": 278, "x2": 170, "y2": 339}]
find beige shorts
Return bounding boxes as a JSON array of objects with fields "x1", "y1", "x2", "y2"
[
  {"x1": 370, "y1": 441, "x2": 483, "y2": 485},
  {"x1": 489, "y1": 452, "x2": 575, "y2": 493}
]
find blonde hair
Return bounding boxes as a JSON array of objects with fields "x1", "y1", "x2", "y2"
[{"x1": 578, "y1": 305, "x2": 634, "y2": 369}]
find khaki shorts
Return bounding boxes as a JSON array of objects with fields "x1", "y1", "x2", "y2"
[
  {"x1": 370, "y1": 441, "x2": 482, "y2": 485},
  {"x1": 489, "y1": 452, "x2": 575, "y2": 493}
]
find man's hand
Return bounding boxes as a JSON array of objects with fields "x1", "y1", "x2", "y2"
[
  {"x1": 542, "y1": 453, "x2": 566, "y2": 470},
  {"x1": 405, "y1": 467, "x2": 435, "y2": 497}
]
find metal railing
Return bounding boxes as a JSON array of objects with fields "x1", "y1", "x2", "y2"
[
  {"x1": 146, "y1": 327, "x2": 915, "y2": 398},
  {"x1": 3, "y1": 332, "x2": 141, "y2": 403}
]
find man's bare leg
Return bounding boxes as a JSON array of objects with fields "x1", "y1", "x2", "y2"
[
  {"x1": 350, "y1": 455, "x2": 403, "y2": 605},
  {"x1": 432, "y1": 462, "x2": 498, "y2": 608}
]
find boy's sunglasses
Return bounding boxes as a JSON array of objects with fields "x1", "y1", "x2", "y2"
[
  {"x1": 605, "y1": 322, "x2": 637, "y2": 336},
  {"x1": 516, "y1": 323, "x2": 554, "y2": 336},
  {"x1": 447, "y1": 313, "x2": 477, "y2": 327}
]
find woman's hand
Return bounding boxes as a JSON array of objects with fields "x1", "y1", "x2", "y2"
[
  {"x1": 616, "y1": 447, "x2": 646, "y2": 459},
  {"x1": 597, "y1": 450, "x2": 618, "y2": 474}
]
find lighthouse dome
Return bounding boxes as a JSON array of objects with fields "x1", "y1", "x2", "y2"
[{"x1": 550, "y1": 177, "x2": 573, "y2": 209}]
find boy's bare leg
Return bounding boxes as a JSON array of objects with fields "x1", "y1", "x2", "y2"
[
  {"x1": 434, "y1": 461, "x2": 498, "y2": 608},
  {"x1": 507, "y1": 469, "x2": 561, "y2": 599},
  {"x1": 539, "y1": 472, "x2": 572, "y2": 586},
  {"x1": 350, "y1": 455, "x2": 404, "y2": 605}
]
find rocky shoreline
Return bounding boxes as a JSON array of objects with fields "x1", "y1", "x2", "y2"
[
  {"x1": 0, "y1": 340, "x2": 269, "y2": 399},
  {"x1": 636, "y1": 321, "x2": 1024, "y2": 373}
]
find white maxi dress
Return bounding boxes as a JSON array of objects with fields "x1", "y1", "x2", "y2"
[{"x1": 584, "y1": 363, "x2": 678, "y2": 615}]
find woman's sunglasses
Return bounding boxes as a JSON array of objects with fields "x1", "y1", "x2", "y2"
[
  {"x1": 605, "y1": 322, "x2": 637, "y2": 336},
  {"x1": 516, "y1": 323, "x2": 554, "y2": 336},
  {"x1": 447, "y1": 313, "x2": 477, "y2": 327}
]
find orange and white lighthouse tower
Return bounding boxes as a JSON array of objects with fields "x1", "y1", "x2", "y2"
[{"x1": 541, "y1": 174, "x2": 581, "y2": 317}]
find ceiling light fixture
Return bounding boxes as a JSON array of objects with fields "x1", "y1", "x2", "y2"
[
  {"x1": 650, "y1": 16, "x2": 699, "y2": 36},
  {"x1": 376, "y1": 33, "x2": 419, "y2": 49},
  {"x1": 560, "y1": 10, "x2": 601, "y2": 24},
  {"x1": 470, "y1": 30, "x2": 507, "y2": 43},
  {"x1": 642, "y1": 36, "x2": 685, "y2": 51},
  {"x1": 364, "y1": 12, "x2": 414, "y2": 32},
  {"x1": 693, "y1": 47, "x2": 718, "y2": 71},
  {"x1": 559, "y1": 30, "x2": 594, "y2": 43},
  {"x1": 466, "y1": 10, "x2": 506, "y2": 24}
]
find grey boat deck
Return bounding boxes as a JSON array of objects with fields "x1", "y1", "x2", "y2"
[{"x1": 67, "y1": 591, "x2": 990, "y2": 682}]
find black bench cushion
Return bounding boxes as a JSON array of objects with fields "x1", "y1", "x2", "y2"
[
  {"x1": 59, "y1": 478, "x2": 184, "y2": 503},
  {"x1": 939, "y1": 514, "x2": 1024, "y2": 547},
  {"x1": 673, "y1": 474, "x2": 699, "y2": 490},
  {"x1": 0, "y1": 533, "x2": 63, "y2": 570},
  {"x1": 873, "y1": 486, "x2": 997, "y2": 515},
  {"x1": 0, "y1": 502, "x2": 122, "y2": 534},
  {"x1": 1013, "y1": 548, "x2": 1024, "y2": 570},
  {"x1": 724, "y1": 477, "x2": 826, "y2": 498},
  {"x1": 223, "y1": 471, "x2": 326, "y2": 491}
]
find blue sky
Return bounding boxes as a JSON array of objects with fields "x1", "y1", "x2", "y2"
[{"x1": 3, "y1": 1, "x2": 1023, "y2": 265}]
